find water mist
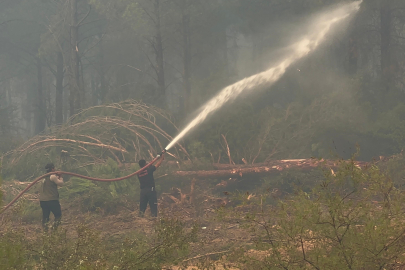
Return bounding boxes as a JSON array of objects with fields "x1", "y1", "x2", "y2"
[{"x1": 165, "y1": 1, "x2": 362, "y2": 151}]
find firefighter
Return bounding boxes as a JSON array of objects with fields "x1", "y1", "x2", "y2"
[
  {"x1": 39, "y1": 163, "x2": 64, "y2": 231},
  {"x1": 137, "y1": 155, "x2": 164, "y2": 217}
]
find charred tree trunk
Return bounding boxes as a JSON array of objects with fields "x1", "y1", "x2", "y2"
[
  {"x1": 55, "y1": 51, "x2": 64, "y2": 124},
  {"x1": 380, "y1": 0, "x2": 393, "y2": 91},
  {"x1": 35, "y1": 58, "x2": 46, "y2": 134},
  {"x1": 182, "y1": 5, "x2": 192, "y2": 113},
  {"x1": 154, "y1": 0, "x2": 166, "y2": 100},
  {"x1": 69, "y1": 0, "x2": 81, "y2": 116}
]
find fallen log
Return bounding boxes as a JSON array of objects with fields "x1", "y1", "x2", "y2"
[
  {"x1": 174, "y1": 159, "x2": 370, "y2": 179},
  {"x1": 213, "y1": 159, "x2": 371, "y2": 170},
  {"x1": 213, "y1": 160, "x2": 326, "y2": 170},
  {"x1": 213, "y1": 162, "x2": 268, "y2": 170}
]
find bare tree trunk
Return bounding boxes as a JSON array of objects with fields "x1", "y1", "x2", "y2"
[
  {"x1": 181, "y1": 3, "x2": 191, "y2": 113},
  {"x1": 69, "y1": 0, "x2": 80, "y2": 116},
  {"x1": 6, "y1": 79, "x2": 11, "y2": 106},
  {"x1": 91, "y1": 74, "x2": 97, "y2": 106},
  {"x1": 97, "y1": 33, "x2": 106, "y2": 104},
  {"x1": 173, "y1": 159, "x2": 369, "y2": 179},
  {"x1": 381, "y1": 0, "x2": 392, "y2": 91},
  {"x1": 80, "y1": 59, "x2": 86, "y2": 106},
  {"x1": 35, "y1": 58, "x2": 46, "y2": 134},
  {"x1": 0, "y1": 79, "x2": 12, "y2": 134},
  {"x1": 154, "y1": 0, "x2": 166, "y2": 100},
  {"x1": 55, "y1": 51, "x2": 64, "y2": 124}
]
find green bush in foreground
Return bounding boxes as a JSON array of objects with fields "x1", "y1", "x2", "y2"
[
  {"x1": 226, "y1": 158, "x2": 405, "y2": 269},
  {"x1": 0, "y1": 218, "x2": 197, "y2": 270},
  {"x1": 0, "y1": 228, "x2": 26, "y2": 269}
]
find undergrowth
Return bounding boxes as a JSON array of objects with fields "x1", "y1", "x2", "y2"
[{"x1": 0, "y1": 218, "x2": 198, "y2": 270}]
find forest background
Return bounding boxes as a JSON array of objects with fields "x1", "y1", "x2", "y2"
[
  {"x1": 0, "y1": 0, "x2": 404, "y2": 162},
  {"x1": 1, "y1": 0, "x2": 405, "y2": 269}
]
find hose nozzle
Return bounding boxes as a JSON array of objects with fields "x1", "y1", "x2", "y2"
[{"x1": 156, "y1": 149, "x2": 167, "y2": 158}]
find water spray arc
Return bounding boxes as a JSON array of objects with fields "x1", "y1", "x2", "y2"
[{"x1": 165, "y1": 1, "x2": 362, "y2": 151}]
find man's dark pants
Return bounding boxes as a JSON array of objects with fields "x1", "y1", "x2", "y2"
[
  {"x1": 140, "y1": 187, "x2": 157, "y2": 217},
  {"x1": 40, "y1": 200, "x2": 62, "y2": 230}
]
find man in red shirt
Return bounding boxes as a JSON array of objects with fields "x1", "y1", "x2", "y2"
[{"x1": 137, "y1": 156, "x2": 164, "y2": 217}]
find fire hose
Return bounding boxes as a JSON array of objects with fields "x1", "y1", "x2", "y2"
[{"x1": 0, "y1": 150, "x2": 166, "y2": 215}]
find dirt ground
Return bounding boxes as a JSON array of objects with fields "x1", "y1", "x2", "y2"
[{"x1": 1, "y1": 195, "x2": 259, "y2": 269}]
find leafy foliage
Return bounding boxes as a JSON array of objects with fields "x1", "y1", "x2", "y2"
[
  {"x1": 0, "y1": 219, "x2": 197, "y2": 270},
  {"x1": 0, "y1": 228, "x2": 26, "y2": 269},
  {"x1": 220, "y1": 157, "x2": 405, "y2": 269}
]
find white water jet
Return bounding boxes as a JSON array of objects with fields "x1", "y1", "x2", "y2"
[{"x1": 166, "y1": 1, "x2": 362, "y2": 151}]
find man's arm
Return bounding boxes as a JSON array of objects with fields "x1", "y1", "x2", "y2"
[
  {"x1": 50, "y1": 174, "x2": 64, "y2": 187},
  {"x1": 155, "y1": 155, "x2": 165, "y2": 169}
]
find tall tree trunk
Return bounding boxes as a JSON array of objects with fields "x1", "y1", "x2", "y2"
[
  {"x1": 380, "y1": 0, "x2": 392, "y2": 91},
  {"x1": 55, "y1": 51, "x2": 64, "y2": 124},
  {"x1": 97, "y1": 33, "x2": 106, "y2": 104},
  {"x1": 6, "y1": 79, "x2": 11, "y2": 106},
  {"x1": 35, "y1": 58, "x2": 46, "y2": 134},
  {"x1": 63, "y1": 86, "x2": 68, "y2": 122},
  {"x1": 181, "y1": 3, "x2": 191, "y2": 113},
  {"x1": 0, "y1": 80, "x2": 11, "y2": 135},
  {"x1": 91, "y1": 74, "x2": 97, "y2": 106},
  {"x1": 25, "y1": 80, "x2": 34, "y2": 136},
  {"x1": 154, "y1": 0, "x2": 166, "y2": 102},
  {"x1": 99, "y1": 65, "x2": 106, "y2": 103},
  {"x1": 80, "y1": 59, "x2": 86, "y2": 106},
  {"x1": 69, "y1": 0, "x2": 80, "y2": 116}
]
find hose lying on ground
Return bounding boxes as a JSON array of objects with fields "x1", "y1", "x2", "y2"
[{"x1": 0, "y1": 154, "x2": 162, "y2": 215}]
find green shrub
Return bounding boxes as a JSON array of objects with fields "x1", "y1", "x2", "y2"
[
  {"x1": 222, "y1": 157, "x2": 405, "y2": 269},
  {"x1": 111, "y1": 218, "x2": 198, "y2": 269},
  {"x1": 37, "y1": 225, "x2": 108, "y2": 270},
  {"x1": 0, "y1": 218, "x2": 198, "y2": 269},
  {"x1": 0, "y1": 228, "x2": 28, "y2": 269}
]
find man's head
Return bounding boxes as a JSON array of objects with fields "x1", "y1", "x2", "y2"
[
  {"x1": 138, "y1": 159, "x2": 146, "y2": 168},
  {"x1": 45, "y1": 163, "x2": 55, "y2": 173}
]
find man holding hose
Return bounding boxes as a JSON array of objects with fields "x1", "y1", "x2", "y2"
[
  {"x1": 137, "y1": 155, "x2": 164, "y2": 217},
  {"x1": 39, "y1": 163, "x2": 64, "y2": 231}
]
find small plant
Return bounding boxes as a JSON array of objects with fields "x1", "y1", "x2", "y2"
[
  {"x1": 113, "y1": 218, "x2": 198, "y2": 269},
  {"x1": 0, "y1": 228, "x2": 28, "y2": 269}
]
